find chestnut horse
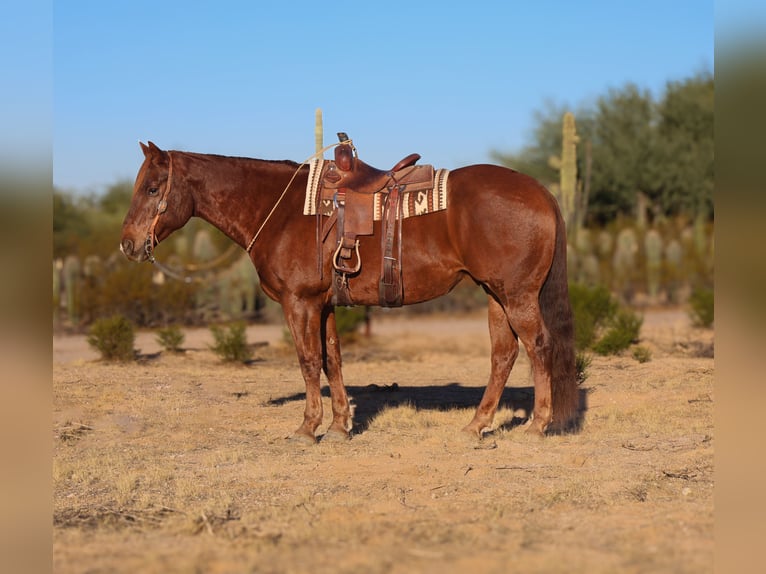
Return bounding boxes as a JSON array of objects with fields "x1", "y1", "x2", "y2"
[{"x1": 120, "y1": 141, "x2": 577, "y2": 443}]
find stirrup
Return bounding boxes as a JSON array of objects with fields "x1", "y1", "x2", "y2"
[{"x1": 332, "y1": 240, "x2": 361, "y2": 274}]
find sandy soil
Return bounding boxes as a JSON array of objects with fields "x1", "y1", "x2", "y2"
[{"x1": 53, "y1": 309, "x2": 714, "y2": 573}]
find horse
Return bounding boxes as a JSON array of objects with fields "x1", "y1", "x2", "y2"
[{"x1": 120, "y1": 141, "x2": 578, "y2": 443}]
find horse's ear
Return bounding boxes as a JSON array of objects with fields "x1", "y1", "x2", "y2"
[{"x1": 140, "y1": 141, "x2": 168, "y2": 165}]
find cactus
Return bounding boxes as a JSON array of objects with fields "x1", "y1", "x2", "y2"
[
  {"x1": 613, "y1": 227, "x2": 638, "y2": 302},
  {"x1": 83, "y1": 254, "x2": 102, "y2": 278},
  {"x1": 581, "y1": 253, "x2": 601, "y2": 286},
  {"x1": 560, "y1": 112, "x2": 578, "y2": 236},
  {"x1": 192, "y1": 229, "x2": 218, "y2": 261},
  {"x1": 63, "y1": 255, "x2": 81, "y2": 325},
  {"x1": 664, "y1": 238, "x2": 683, "y2": 304},
  {"x1": 596, "y1": 230, "x2": 614, "y2": 287},
  {"x1": 548, "y1": 112, "x2": 580, "y2": 243},
  {"x1": 315, "y1": 108, "x2": 323, "y2": 156},
  {"x1": 644, "y1": 228, "x2": 663, "y2": 301},
  {"x1": 53, "y1": 259, "x2": 62, "y2": 325}
]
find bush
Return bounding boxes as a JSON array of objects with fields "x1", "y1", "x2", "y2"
[
  {"x1": 688, "y1": 287, "x2": 714, "y2": 327},
  {"x1": 209, "y1": 322, "x2": 252, "y2": 363},
  {"x1": 592, "y1": 308, "x2": 643, "y2": 356},
  {"x1": 87, "y1": 315, "x2": 135, "y2": 361},
  {"x1": 632, "y1": 345, "x2": 652, "y2": 363},
  {"x1": 156, "y1": 325, "x2": 185, "y2": 352},
  {"x1": 576, "y1": 352, "x2": 592, "y2": 384},
  {"x1": 570, "y1": 282, "x2": 643, "y2": 356},
  {"x1": 569, "y1": 283, "x2": 618, "y2": 351},
  {"x1": 335, "y1": 307, "x2": 368, "y2": 340}
]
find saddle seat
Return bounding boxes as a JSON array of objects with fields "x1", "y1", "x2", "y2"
[{"x1": 323, "y1": 141, "x2": 421, "y2": 195}]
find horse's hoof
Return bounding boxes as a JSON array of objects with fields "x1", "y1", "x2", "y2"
[
  {"x1": 321, "y1": 427, "x2": 351, "y2": 443},
  {"x1": 525, "y1": 419, "x2": 547, "y2": 438},
  {"x1": 460, "y1": 425, "x2": 486, "y2": 446},
  {"x1": 288, "y1": 430, "x2": 318, "y2": 445}
]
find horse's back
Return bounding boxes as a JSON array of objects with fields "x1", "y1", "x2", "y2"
[{"x1": 448, "y1": 164, "x2": 558, "y2": 214}]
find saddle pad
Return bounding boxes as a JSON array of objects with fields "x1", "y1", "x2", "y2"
[{"x1": 303, "y1": 158, "x2": 449, "y2": 220}]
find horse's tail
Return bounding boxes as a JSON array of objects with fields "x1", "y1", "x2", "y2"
[{"x1": 540, "y1": 209, "x2": 579, "y2": 430}]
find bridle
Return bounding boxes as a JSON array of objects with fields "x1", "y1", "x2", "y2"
[{"x1": 144, "y1": 151, "x2": 175, "y2": 263}]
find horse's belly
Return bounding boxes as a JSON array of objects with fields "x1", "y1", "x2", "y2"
[{"x1": 338, "y1": 215, "x2": 464, "y2": 306}]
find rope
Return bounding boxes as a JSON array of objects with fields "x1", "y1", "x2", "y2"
[{"x1": 245, "y1": 141, "x2": 351, "y2": 252}]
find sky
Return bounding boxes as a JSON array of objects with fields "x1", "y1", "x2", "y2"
[{"x1": 51, "y1": 0, "x2": 714, "y2": 195}]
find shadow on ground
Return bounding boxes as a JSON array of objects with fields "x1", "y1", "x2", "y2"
[{"x1": 266, "y1": 383, "x2": 588, "y2": 435}]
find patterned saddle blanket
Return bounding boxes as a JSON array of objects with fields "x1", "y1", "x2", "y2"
[{"x1": 303, "y1": 159, "x2": 449, "y2": 220}]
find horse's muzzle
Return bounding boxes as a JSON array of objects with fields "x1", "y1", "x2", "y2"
[{"x1": 119, "y1": 238, "x2": 145, "y2": 262}]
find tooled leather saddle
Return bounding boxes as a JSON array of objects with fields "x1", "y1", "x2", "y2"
[{"x1": 314, "y1": 133, "x2": 439, "y2": 307}]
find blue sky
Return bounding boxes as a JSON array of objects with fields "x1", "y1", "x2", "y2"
[{"x1": 52, "y1": 1, "x2": 713, "y2": 194}]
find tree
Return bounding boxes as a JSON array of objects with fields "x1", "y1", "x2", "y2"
[
  {"x1": 588, "y1": 83, "x2": 658, "y2": 223},
  {"x1": 491, "y1": 72, "x2": 714, "y2": 225},
  {"x1": 654, "y1": 71, "x2": 714, "y2": 218},
  {"x1": 53, "y1": 191, "x2": 90, "y2": 258}
]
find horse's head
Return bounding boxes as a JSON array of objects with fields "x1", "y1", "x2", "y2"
[{"x1": 120, "y1": 141, "x2": 194, "y2": 262}]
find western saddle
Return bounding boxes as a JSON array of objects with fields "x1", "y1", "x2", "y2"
[{"x1": 318, "y1": 133, "x2": 432, "y2": 307}]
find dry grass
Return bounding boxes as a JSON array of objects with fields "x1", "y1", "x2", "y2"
[{"x1": 53, "y1": 311, "x2": 714, "y2": 573}]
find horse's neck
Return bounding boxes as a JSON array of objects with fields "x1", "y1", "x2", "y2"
[{"x1": 188, "y1": 155, "x2": 300, "y2": 249}]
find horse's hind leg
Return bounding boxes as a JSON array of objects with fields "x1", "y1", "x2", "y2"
[
  {"x1": 463, "y1": 296, "x2": 519, "y2": 439},
  {"x1": 321, "y1": 308, "x2": 353, "y2": 440},
  {"x1": 503, "y1": 294, "x2": 554, "y2": 435}
]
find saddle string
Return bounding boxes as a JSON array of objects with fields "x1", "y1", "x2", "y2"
[{"x1": 245, "y1": 141, "x2": 352, "y2": 253}]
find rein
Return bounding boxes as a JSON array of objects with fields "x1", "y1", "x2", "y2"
[
  {"x1": 143, "y1": 143, "x2": 350, "y2": 280},
  {"x1": 245, "y1": 141, "x2": 351, "y2": 253}
]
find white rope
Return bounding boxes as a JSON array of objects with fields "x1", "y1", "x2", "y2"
[{"x1": 245, "y1": 141, "x2": 351, "y2": 252}]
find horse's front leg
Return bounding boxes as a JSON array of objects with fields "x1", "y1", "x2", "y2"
[
  {"x1": 322, "y1": 308, "x2": 352, "y2": 440},
  {"x1": 282, "y1": 296, "x2": 325, "y2": 443}
]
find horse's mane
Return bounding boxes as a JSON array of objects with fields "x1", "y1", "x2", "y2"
[{"x1": 178, "y1": 150, "x2": 302, "y2": 169}]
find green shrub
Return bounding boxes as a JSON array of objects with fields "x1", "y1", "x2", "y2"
[
  {"x1": 575, "y1": 352, "x2": 592, "y2": 384},
  {"x1": 593, "y1": 309, "x2": 643, "y2": 355},
  {"x1": 87, "y1": 315, "x2": 135, "y2": 361},
  {"x1": 156, "y1": 325, "x2": 185, "y2": 352},
  {"x1": 632, "y1": 345, "x2": 652, "y2": 363},
  {"x1": 688, "y1": 287, "x2": 714, "y2": 327},
  {"x1": 209, "y1": 322, "x2": 252, "y2": 363},
  {"x1": 569, "y1": 283, "x2": 617, "y2": 351},
  {"x1": 570, "y1": 282, "x2": 643, "y2": 356},
  {"x1": 335, "y1": 306, "x2": 368, "y2": 341}
]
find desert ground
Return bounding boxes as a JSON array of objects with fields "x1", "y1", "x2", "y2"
[{"x1": 53, "y1": 309, "x2": 713, "y2": 573}]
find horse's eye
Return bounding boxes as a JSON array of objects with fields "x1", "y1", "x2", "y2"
[{"x1": 148, "y1": 187, "x2": 159, "y2": 196}]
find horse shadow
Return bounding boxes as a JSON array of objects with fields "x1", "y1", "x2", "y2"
[{"x1": 265, "y1": 382, "x2": 588, "y2": 437}]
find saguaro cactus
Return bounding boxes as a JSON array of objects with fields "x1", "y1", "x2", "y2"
[
  {"x1": 315, "y1": 108, "x2": 323, "y2": 156},
  {"x1": 665, "y1": 238, "x2": 684, "y2": 304},
  {"x1": 560, "y1": 112, "x2": 578, "y2": 234},
  {"x1": 549, "y1": 112, "x2": 579, "y2": 243},
  {"x1": 613, "y1": 227, "x2": 638, "y2": 302},
  {"x1": 644, "y1": 228, "x2": 663, "y2": 301},
  {"x1": 63, "y1": 255, "x2": 81, "y2": 325}
]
